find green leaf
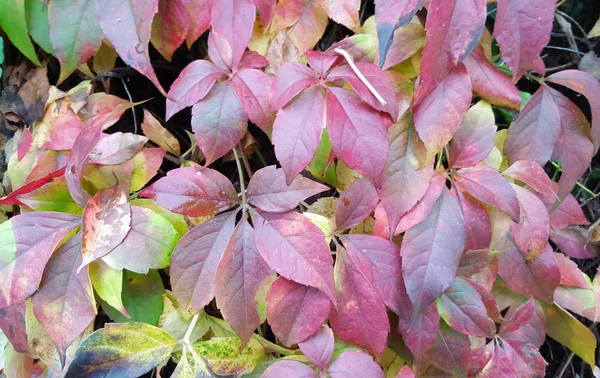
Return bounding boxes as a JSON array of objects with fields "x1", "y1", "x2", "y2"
[
  {"x1": 89, "y1": 259, "x2": 129, "y2": 317},
  {"x1": 0, "y1": 0, "x2": 40, "y2": 65},
  {"x1": 130, "y1": 198, "x2": 189, "y2": 237},
  {"x1": 0, "y1": 36, "x2": 4, "y2": 78},
  {"x1": 171, "y1": 347, "x2": 213, "y2": 378},
  {"x1": 307, "y1": 129, "x2": 339, "y2": 188},
  {"x1": 64, "y1": 322, "x2": 177, "y2": 378},
  {"x1": 543, "y1": 303, "x2": 596, "y2": 367},
  {"x1": 17, "y1": 177, "x2": 82, "y2": 214},
  {"x1": 24, "y1": 0, "x2": 54, "y2": 54}
]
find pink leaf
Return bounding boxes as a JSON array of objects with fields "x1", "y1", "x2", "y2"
[
  {"x1": 497, "y1": 243, "x2": 560, "y2": 304},
  {"x1": 211, "y1": 0, "x2": 256, "y2": 69},
  {"x1": 32, "y1": 234, "x2": 95, "y2": 362},
  {"x1": 81, "y1": 187, "x2": 132, "y2": 268},
  {"x1": 208, "y1": 30, "x2": 234, "y2": 72},
  {"x1": 551, "y1": 227, "x2": 597, "y2": 259},
  {"x1": 501, "y1": 300, "x2": 547, "y2": 347},
  {"x1": 401, "y1": 188, "x2": 466, "y2": 316},
  {"x1": 554, "y1": 253, "x2": 591, "y2": 289},
  {"x1": 394, "y1": 172, "x2": 445, "y2": 235},
  {"x1": 253, "y1": 0, "x2": 276, "y2": 26},
  {"x1": 270, "y1": 62, "x2": 318, "y2": 111},
  {"x1": 449, "y1": 100, "x2": 497, "y2": 168},
  {"x1": 170, "y1": 211, "x2": 237, "y2": 312},
  {"x1": 272, "y1": 85, "x2": 325, "y2": 184},
  {"x1": 509, "y1": 185, "x2": 550, "y2": 261},
  {"x1": 17, "y1": 127, "x2": 32, "y2": 161},
  {"x1": 396, "y1": 365, "x2": 416, "y2": 378},
  {"x1": 502, "y1": 339, "x2": 546, "y2": 378},
  {"x1": 327, "y1": 350, "x2": 386, "y2": 378},
  {"x1": 165, "y1": 60, "x2": 227, "y2": 120},
  {"x1": 426, "y1": 322, "x2": 471, "y2": 376},
  {"x1": 454, "y1": 166, "x2": 520, "y2": 222},
  {"x1": 336, "y1": 177, "x2": 379, "y2": 230},
  {"x1": 0, "y1": 212, "x2": 80, "y2": 309},
  {"x1": 246, "y1": 166, "x2": 328, "y2": 213},
  {"x1": 139, "y1": 166, "x2": 238, "y2": 217},
  {"x1": 381, "y1": 22, "x2": 426, "y2": 70},
  {"x1": 329, "y1": 243, "x2": 389, "y2": 358},
  {"x1": 549, "y1": 194, "x2": 589, "y2": 230},
  {"x1": 326, "y1": 87, "x2": 389, "y2": 183},
  {"x1": 262, "y1": 361, "x2": 318, "y2": 378},
  {"x1": 499, "y1": 298, "x2": 535, "y2": 335},
  {"x1": 494, "y1": 0, "x2": 555, "y2": 81},
  {"x1": 479, "y1": 343, "x2": 518, "y2": 378},
  {"x1": 306, "y1": 51, "x2": 342, "y2": 77},
  {"x1": 503, "y1": 161, "x2": 557, "y2": 200},
  {"x1": 463, "y1": 48, "x2": 521, "y2": 110},
  {"x1": 97, "y1": 0, "x2": 167, "y2": 97},
  {"x1": 182, "y1": 0, "x2": 212, "y2": 48},
  {"x1": 298, "y1": 324, "x2": 334, "y2": 371},
  {"x1": 321, "y1": 0, "x2": 360, "y2": 32},
  {"x1": 231, "y1": 68, "x2": 274, "y2": 129},
  {"x1": 457, "y1": 250, "x2": 493, "y2": 278},
  {"x1": 254, "y1": 211, "x2": 335, "y2": 302},
  {"x1": 89, "y1": 133, "x2": 148, "y2": 165},
  {"x1": 239, "y1": 51, "x2": 270, "y2": 70},
  {"x1": 547, "y1": 70, "x2": 600, "y2": 152},
  {"x1": 151, "y1": 0, "x2": 191, "y2": 61},
  {"x1": 273, "y1": 0, "x2": 328, "y2": 55},
  {"x1": 374, "y1": 0, "x2": 426, "y2": 66},
  {"x1": 0, "y1": 303, "x2": 28, "y2": 353},
  {"x1": 399, "y1": 302, "x2": 440, "y2": 361},
  {"x1": 451, "y1": 186, "x2": 492, "y2": 252},
  {"x1": 191, "y1": 80, "x2": 248, "y2": 165},
  {"x1": 214, "y1": 218, "x2": 274, "y2": 346},
  {"x1": 265, "y1": 276, "x2": 331, "y2": 346},
  {"x1": 413, "y1": 65, "x2": 472, "y2": 155}
]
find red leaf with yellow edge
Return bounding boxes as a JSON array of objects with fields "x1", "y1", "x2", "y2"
[
  {"x1": 139, "y1": 166, "x2": 238, "y2": 217},
  {"x1": 151, "y1": 0, "x2": 191, "y2": 61},
  {"x1": 449, "y1": 100, "x2": 497, "y2": 169},
  {"x1": 214, "y1": 218, "x2": 274, "y2": 346},
  {"x1": 336, "y1": 177, "x2": 379, "y2": 230},
  {"x1": 97, "y1": 0, "x2": 168, "y2": 97},
  {"x1": 401, "y1": 188, "x2": 466, "y2": 317},
  {"x1": 0, "y1": 212, "x2": 80, "y2": 309},
  {"x1": 246, "y1": 166, "x2": 329, "y2": 213},
  {"x1": 298, "y1": 324, "x2": 334, "y2": 371},
  {"x1": 494, "y1": 0, "x2": 555, "y2": 81},
  {"x1": 329, "y1": 243, "x2": 390, "y2": 358},
  {"x1": 253, "y1": 210, "x2": 335, "y2": 302},
  {"x1": 509, "y1": 185, "x2": 550, "y2": 261},
  {"x1": 31, "y1": 233, "x2": 96, "y2": 363},
  {"x1": 191, "y1": 80, "x2": 248, "y2": 165},
  {"x1": 325, "y1": 87, "x2": 389, "y2": 183},
  {"x1": 211, "y1": 0, "x2": 256, "y2": 70},
  {"x1": 170, "y1": 211, "x2": 237, "y2": 312},
  {"x1": 81, "y1": 187, "x2": 131, "y2": 268},
  {"x1": 265, "y1": 276, "x2": 331, "y2": 346}
]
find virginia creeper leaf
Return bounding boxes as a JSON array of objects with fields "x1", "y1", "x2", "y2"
[
  {"x1": 211, "y1": 0, "x2": 256, "y2": 70},
  {"x1": 327, "y1": 350, "x2": 386, "y2": 378},
  {"x1": 381, "y1": 21, "x2": 426, "y2": 70},
  {"x1": 182, "y1": 0, "x2": 212, "y2": 48},
  {"x1": 499, "y1": 298, "x2": 535, "y2": 336},
  {"x1": 261, "y1": 360, "x2": 318, "y2": 378},
  {"x1": 151, "y1": 0, "x2": 191, "y2": 61},
  {"x1": 0, "y1": 0, "x2": 41, "y2": 65},
  {"x1": 509, "y1": 185, "x2": 550, "y2": 261},
  {"x1": 298, "y1": 324, "x2": 334, "y2": 371},
  {"x1": 0, "y1": 212, "x2": 79, "y2": 309},
  {"x1": 321, "y1": 0, "x2": 360, "y2": 32},
  {"x1": 231, "y1": 68, "x2": 273, "y2": 130},
  {"x1": 500, "y1": 299, "x2": 546, "y2": 348},
  {"x1": 272, "y1": 0, "x2": 328, "y2": 55},
  {"x1": 449, "y1": 100, "x2": 497, "y2": 168},
  {"x1": 426, "y1": 322, "x2": 471, "y2": 376},
  {"x1": 336, "y1": 177, "x2": 379, "y2": 230},
  {"x1": 502, "y1": 339, "x2": 546, "y2": 378},
  {"x1": 399, "y1": 302, "x2": 440, "y2": 361},
  {"x1": 24, "y1": 0, "x2": 54, "y2": 54},
  {"x1": 111, "y1": 270, "x2": 164, "y2": 326},
  {"x1": 140, "y1": 110, "x2": 181, "y2": 155},
  {"x1": 0, "y1": 303, "x2": 28, "y2": 353},
  {"x1": 0, "y1": 167, "x2": 67, "y2": 206},
  {"x1": 394, "y1": 172, "x2": 445, "y2": 235},
  {"x1": 89, "y1": 133, "x2": 148, "y2": 165},
  {"x1": 270, "y1": 62, "x2": 318, "y2": 111},
  {"x1": 451, "y1": 186, "x2": 492, "y2": 252},
  {"x1": 89, "y1": 260, "x2": 129, "y2": 317},
  {"x1": 503, "y1": 161, "x2": 556, "y2": 200}
]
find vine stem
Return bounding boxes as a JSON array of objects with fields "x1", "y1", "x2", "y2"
[
  {"x1": 332, "y1": 48, "x2": 387, "y2": 106},
  {"x1": 252, "y1": 334, "x2": 303, "y2": 356},
  {"x1": 233, "y1": 147, "x2": 247, "y2": 206},
  {"x1": 182, "y1": 312, "x2": 200, "y2": 345}
]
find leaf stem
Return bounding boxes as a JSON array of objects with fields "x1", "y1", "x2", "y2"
[
  {"x1": 119, "y1": 77, "x2": 137, "y2": 134},
  {"x1": 182, "y1": 312, "x2": 200, "y2": 345},
  {"x1": 333, "y1": 48, "x2": 387, "y2": 106},
  {"x1": 252, "y1": 334, "x2": 303, "y2": 356},
  {"x1": 233, "y1": 147, "x2": 247, "y2": 207}
]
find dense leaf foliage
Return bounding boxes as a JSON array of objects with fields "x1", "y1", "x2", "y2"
[{"x1": 0, "y1": 0, "x2": 599, "y2": 377}]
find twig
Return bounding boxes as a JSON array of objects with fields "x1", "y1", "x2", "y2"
[
  {"x1": 546, "y1": 61, "x2": 576, "y2": 73},
  {"x1": 238, "y1": 144, "x2": 254, "y2": 177},
  {"x1": 252, "y1": 334, "x2": 303, "y2": 356},
  {"x1": 556, "y1": 0, "x2": 569, "y2": 7},
  {"x1": 182, "y1": 312, "x2": 200, "y2": 345},
  {"x1": 233, "y1": 147, "x2": 247, "y2": 207},
  {"x1": 556, "y1": 10, "x2": 593, "y2": 50},
  {"x1": 333, "y1": 48, "x2": 387, "y2": 106},
  {"x1": 543, "y1": 46, "x2": 585, "y2": 56},
  {"x1": 119, "y1": 77, "x2": 138, "y2": 134}
]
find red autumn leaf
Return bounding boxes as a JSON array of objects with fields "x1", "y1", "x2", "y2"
[
  {"x1": 549, "y1": 194, "x2": 589, "y2": 230},
  {"x1": 191, "y1": 80, "x2": 248, "y2": 165},
  {"x1": 265, "y1": 276, "x2": 331, "y2": 346},
  {"x1": 393, "y1": 172, "x2": 445, "y2": 235},
  {"x1": 89, "y1": 133, "x2": 148, "y2": 165},
  {"x1": 231, "y1": 68, "x2": 273, "y2": 129},
  {"x1": 479, "y1": 342, "x2": 519, "y2": 377},
  {"x1": 453, "y1": 166, "x2": 520, "y2": 222},
  {"x1": 437, "y1": 277, "x2": 495, "y2": 338},
  {"x1": 426, "y1": 322, "x2": 471, "y2": 376},
  {"x1": 17, "y1": 127, "x2": 32, "y2": 161},
  {"x1": 503, "y1": 161, "x2": 557, "y2": 200},
  {"x1": 80, "y1": 187, "x2": 132, "y2": 268},
  {"x1": 413, "y1": 65, "x2": 472, "y2": 155},
  {"x1": 325, "y1": 87, "x2": 389, "y2": 183},
  {"x1": 151, "y1": 0, "x2": 191, "y2": 61},
  {"x1": 457, "y1": 250, "x2": 493, "y2": 278},
  {"x1": 451, "y1": 186, "x2": 492, "y2": 252},
  {"x1": 306, "y1": 50, "x2": 343, "y2": 78},
  {"x1": 448, "y1": 100, "x2": 497, "y2": 168},
  {"x1": 396, "y1": 365, "x2": 416, "y2": 378},
  {"x1": 272, "y1": 85, "x2": 325, "y2": 184},
  {"x1": 262, "y1": 361, "x2": 318, "y2": 378},
  {"x1": 182, "y1": 0, "x2": 212, "y2": 48},
  {"x1": 497, "y1": 242, "x2": 560, "y2": 304},
  {"x1": 374, "y1": 0, "x2": 426, "y2": 66},
  {"x1": 207, "y1": 29, "x2": 234, "y2": 71},
  {"x1": 253, "y1": 210, "x2": 335, "y2": 302},
  {"x1": 463, "y1": 48, "x2": 522, "y2": 110},
  {"x1": 211, "y1": 0, "x2": 256, "y2": 70},
  {"x1": 509, "y1": 185, "x2": 550, "y2": 261},
  {"x1": 139, "y1": 166, "x2": 239, "y2": 217},
  {"x1": 165, "y1": 60, "x2": 227, "y2": 120},
  {"x1": 547, "y1": 69, "x2": 600, "y2": 152},
  {"x1": 321, "y1": 0, "x2": 360, "y2": 32},
  {"x1": 270, "y1": 62, "x2": 318, "y2": 111},
  {"x1": 240, "y1": 51, "x2": 269, "y2": 71},
  {"x1": 341, "y1": 234, "x2": 411, "y2": 321},
  {"x1": 502, "y1": 339, "x2": 546, "y2": 378},
  {"x1": 466, "y1": 278, "x2": 502, "y2": 322},
  {"x1": 246, "y1": 166, "x2": 329, "y2": 213},
  {"x1": 336, "y1": 177, "x2": 379, "y2": 230},
  {"x1": 399, "y1": 302, "x2": 440, "y2": 361},
  {"x1": 0, "y1": 167, "x2": 66, "y2": 206},
  {"x1": 328, "y1": 243, "x2": 389, "y2": 358},
  {"x1": 272, "y1": 0, "x2": 328, "y2": 55},
  {"x1": 298, "y1": 324, "x2": 334, "y2": 371},
  {"x1": 381, "y1": 22, "x2": 426, "y2": 70},
  {"x1": 253, "y1": 0, "x2": 276, "y2": 26},
  {"x1": 554, "y1": 253, "x2": 591, "y2": 289},
  {"x1": 170, "y1": 211, "x2": 237, "y2": 312},
  {"x1": 500, "y1": 299, "x2": 547, "y2": 348},
  {"x1": 97, "y1": 0, "x2": 168, "y2": 96},
  {"x1": 494, "y1": 0, "x2": 555, "y2": 81},
  {"x1": 0, "y1": 303, "x2": 28, "y2": 353},
  {"x1": 31, "y1": 233, "x2": 96, "y2": 362},
  {"x1": 401, "y1": 188, "x2": 466, "y2": 316},
  {"x1": 499, "y1": 298, "x2": 535, "y2": 335},
  {"x1": 551, "y1": 227, "x2": 597, "y2": 259},
  {"x1": 327, "y1": 350, "x2": 386, "y2": 378},
  {"x1": 0, "y1": 212, "x2": 80, "y2": 309},
  {"x1": 214, "y1": 218, "x2": 274, "y2": 346}
]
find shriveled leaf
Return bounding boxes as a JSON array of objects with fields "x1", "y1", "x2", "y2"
[
  {"x1": 265, "y1": 277, "x2": 331, "y2": 346},
  {"x1": 139, "y1": 165, "x2": 238, "y2": 217},
  {"x1": 151, "y1": 0, "x2": 191, "y2": 61},
  {"x1": 246, "y1": 166, "x2": 328, "y2": 212},
  {"x1": 0, "y1": 212, "x2": 80, "y2": 309},
  {"x1": 327, "y1": 350, "x2": 386, "y2": 378},
  {"x1": 449, "y1": 100, "x2": 497, "y2": 168},
  {"x1": 64, "y1": 322, "x2": 177, "y2": 377},
  {"x1": 298, "y1": 324, "x2": 334, "y2": 371}
]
